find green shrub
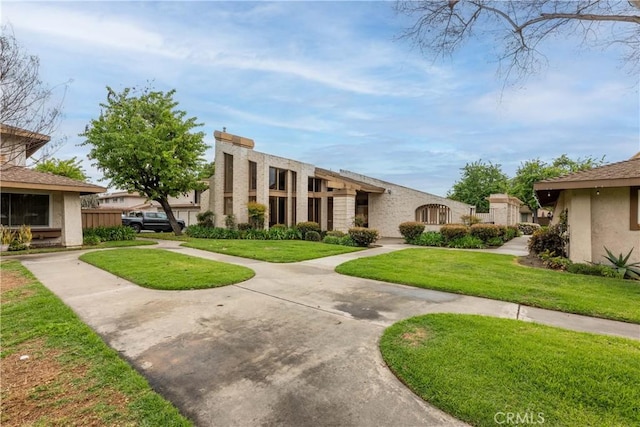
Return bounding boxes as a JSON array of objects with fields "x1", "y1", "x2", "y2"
[
  {"x1": 486, "y1": 237, "x2": 504, "y2": 247},
  {"x1": 518, "y1": 222, "x2": 541, "y2": 235},
  {"x1": 567, "y1": 263, "x2": 621, "y2": 278},
  {"x1": 412, "y1": 231, "x2": 444, "y2": 247},
  {"x1": 529, "y1": 225, "x2": 566, "y2": 257},
  {"x1": 225, "y1": 214, "x2": 237, "y2": 230},
  {"x1": 353, "y1": 215, "x2": 366, "y2": 227},
  {"x1": 326, "y1": 230, "x2": 346, "y2": 238},
  {"x1": 469, "y1": 224, "x2": 503, "y2": 242},
  {"x1": 398, "y1": 222, "x2": 425, "y2": 243},
  {"x1": 305, "y1": 231, "x2": 321, "y2": 242},
  {"x1": 339, "y1": 235, "x2": 358, "y2": 247},
  {"x1": 247, "y1": 202, "x2": 267, "y2": 229},
  {"x1": 243, "y1": 229, "x2": 268, "y2": 240},
  {"x1": 348, "y1": 227, "x2": 379, "y2": 247},
  {"x1": 461, "y1": 215, "x2": 482, "y2": 226},
  {"x1": 83, "y1": 235, "x2": 101, "y2": 246},
  {"x1": 322, "y1": 235, "x2": 342, "y2": 245},
  {"x1": 504, "y1": 226, "x2": 519, "y2": 241},
  {"x1": 539, "y1": 250, "x2": 572, "y2": 270},
  {"x1": 84, "y1": 226, "x2": 136, "y2": 242},
  {"x1": 8, "y1": 240, "x2": 28, "y2": 251},
  {"x1": 448, "y1": 235, "x2": 485, "y2": 249},
  {"x1": 271, "y1": 224, "x2": 287, "y2": 230},
  {"x1": 185, "y1": 225, "x2": 239, "y2": 239},
  {"x1": 440, "y1": 224, "x2": 469, "y2": 242},
  {"x1": 283, "y1": 228, "x2": 303, "y2": 240},
  {"x1": 196, "y1": 210, "x2": 215, "y2": 227},
  {"x1": 237, "y1": 222, "x2": 253, "y2": 231},
  {"x1": 296, "y1": 221, "x2": 321, "y2": 238}
]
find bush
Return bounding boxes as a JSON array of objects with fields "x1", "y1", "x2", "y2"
[
  {"x1": 470, "y1": 224, "x2": 503, "y2": 242},
  {"x1": 518, "y1": 222, "x2": 541, "y2": 235},
  {"x1": 247, "y1": 202, "x2": 267, "y2": 229},
  {"x1": 538, "y1": 250, "x2": 572, "y2": 270},
  {"x1": 185, "y1": 225, "x2": 238, "y2": 239},
  {"x1": 225, "y1": 214, "x2": 237, "y2": 230},
  {"x1": 8, "y1": 240, "x2": 28, "y2": 251},
  {"x1": 339, "y1": 235, "x2": 358, "y2": 247},
  {"x1": 529, "y1": 225, "x2": 566, "y2": 257},
  {"x1": 326, "y1": 230, "x2": 346, "y2": 238},
  {"x1": 84, "y1": 226, "x2": 136, "y2": 242},
  {"x1": 196, "y1": 210, "x2": 215, "y2": 228},
  {"x1": 486, "y1": 237, "x2": 504, "y2": 247},
  {"x1": 237, "y1": 222, "x2": 253, "y2": 231},
  {"x1": 322, "y1": 235, "x2": 342, "y2": 245},
  {"x1": 305, "y1": 231, "x2": 321, "y2": 242},
  {"x1": 448, "y1": 235, "x2": 486, "y2": 249},
  {"x1": 398, "y1": 222, "x2": 425, "y2": 243},
  {"x1": 461, "y1": 215, "x2": 482, "y2": 226},
  {"x1": 243, "y1": 229, "x2": 269, "y2": 240},
  {"x1": 296, "y1": 221, "x2": 321, "y2": 238},
  {"x1": 440, "y1": 224, "x2": 469, "y2": 242},
  {"x1": 83, "y1": 235, "x2": 101, "y2": 246},
  {"x1": 504, "y1": 226, "x2": 519, "y2": 241},
  {"x1": 348, "y1": 227, "x2": 379, "y2": 247},
  {"x1": 412, "y1": 231, "x2": 445, "y2": 247},
  {"x1": 567, "y1": 263, "x2": 621, "y2": 278}
]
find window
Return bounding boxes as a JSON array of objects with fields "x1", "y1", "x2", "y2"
[
  {"x1": 269, "y1": 167, "x2": 288, "y2": 191},
  {"x1": 308, "y1": 198, "x2": 321, "y2": 223},
  {"x1": 1, "y1": 193, "x2": 50, "y2": 226},
  {"x1": 224, "y1": 153, "x2": 233, "y2": 193},
  {"x1": 291, "y1": 171, "x2": 297, "y2": 193},
  {"x1": 224, "y1": 196, "x2": 233, "y2": 215},
  {"x1": 308, "y1": 178, "x2": 322, "y2": 192},
  {"x1": 249, "y1": 161, "x2": 257, "y2": 191},
  {"x1": 416, "y1": 204, "x2": 451, "y2": 225},
  {"x1": 269, "y1": 196, "x2": 287, "y2": 226},
  {"x1": 194, "y1": 190, "x2": 201, "y2": 205}
]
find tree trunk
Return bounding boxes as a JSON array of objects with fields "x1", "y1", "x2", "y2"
[{"x1": 156, "y1": 197, "x2": 182, "y2": 236}]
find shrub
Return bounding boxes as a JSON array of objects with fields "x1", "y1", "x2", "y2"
[
  {"x1": 0, "y1": 225, "x2": 14, "y2": 245},
  {"x1": 567, "y1": 263, "x2": 621, "y2": 278},
  {"x1": 84, "y1": 226, "x2": 136, "y2": 242},
  {"x1": 517, "y1": 222, "x2": 541, "y2": 235},
  {"x1": 602, "y1": 247, "x2": 640, "y2": 280},
  {"x1": 326, "y1": 230, "x2": 346, "y2": 238},
  {"x1": 398, "y1": 222, "x2": 425, "y2": 243},
  {"x1": 305, "y1": 231, "x2": 321, "y2": 242},
  {"x1": 353, "y1": 215, "x2": 366, "y2": 227},
  {"x1": 283, "y1": 228, "x2": 303, "y2": 240},
  {"x1": 185, "y1": 225, "x2": 238, "y2": 239},
  {"x1": 237, "y1": 222, "x2": 253, "y2": 231},
  {"x1": 224, "y1": 214, "x2": 237, "y2": 230},
  {"x1": 244, "y1": 229, "x2": 269, "y2": 240},
  {"x1": 8, "y1": 240, "x2": 28, "y2": 251},
  {"x1": 196, "y1": 210, "x2": 215, "y2": 228},
  {"x1": 339, "y1": 235, "x2": 358, "y2": 247},
  {"x1": 247, "y1": 202, "x2": 267, "y2": 229},
  {"x1": 83, "y1": 235, "x2": 101, "y2": 246},
  {"x1": 440, "y1": 224, "x2": 469, "y2": 242},
  {"x1": 538, "y1": 250, "x2": 572, "y2": 270},
  {"x1": 412, "y1": 231, "x2": 444, "y2": 247},
  {"x1": 504, "y1": 226, "x2": 519, "y2": 241},
  {"x1": 271, "y1": 224, "x2": 287, "y2": 230},
  {"x1": 470, "y1": 224, "x2": 503, "y2": 242},
  {"x1": 448, "y1": 235, "x2": 485, "y2": 249},
  {"x1": 296, "y1": 221, "x2": 321, "y2": 238},
  {"x1": 461, "y1": 215, "x2": 482, "y2": 226},
  {"x1": 348, "y1": 227, "x2": 379, "y2": 247},
  {"x1": 322, "y1": 235, "x2": 342, "y2": 245},
  {"x1": 17, "y1": 225, "x2": 32, "y2": 246},
  {"x1": 486, "y1": 237, "x2": 504, "y2": 247},
  {"x1": 529, "y1": 225, "x2": 566, "y2": 257}
]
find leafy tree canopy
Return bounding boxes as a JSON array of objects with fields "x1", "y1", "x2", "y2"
[
  {"x1": 447, "y1": 160, "x2": 509, "y2": 213},
  {"x1": 198, "y1": 161, "x2": 215, "y2": 179},
  {"x1": 81, "y1": 86, "x2": 208, "y2": 234},
  {"x1": 33, "y1": 156, "x2": 87, "y2": 181}
]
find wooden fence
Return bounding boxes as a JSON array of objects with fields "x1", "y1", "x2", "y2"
[{"x1": 81, "y1": 209, "x2": 122, "y2": 229}]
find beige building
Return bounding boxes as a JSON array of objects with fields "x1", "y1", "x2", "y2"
[
  {"x1": 534, "y1": 153, "x2": 640, "y2": 264},
  {"x1": 208, "y1": 130, "x2": 472, "y2": 237},
  {"x1": 1, "y1": 124, "x2": 105, "y2": 247}
]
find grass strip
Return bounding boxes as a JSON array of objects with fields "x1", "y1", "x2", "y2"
[
  {"x1": 182, "y1": 239, "x2": 363, "y2": 263},
  {"x1": 79, "y1": 248, "x2": 254, "y2": 290},
  {"x1": 381, "y1": 314, "x2": 640, "y2": 427},
  {"x1": 335, "y1": 248, "x2": 640, "y2": 323},
  {"x1": 1, "y1": 260, "x2": 192, "y2": 426},
  {"x1": 1, "y1": 239, "x2": 156, "y2": 256}
]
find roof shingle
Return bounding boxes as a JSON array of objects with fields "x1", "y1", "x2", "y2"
[{"x1": 0, "y1": 166, "x2": 106, "y2": 194}]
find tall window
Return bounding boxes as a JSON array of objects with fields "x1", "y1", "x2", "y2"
[
  {"x1": 416, "y1": 204, "x2": 451, "y2": 225},
  {"x1": 308, "y1": 198, "x2": 321, "y2": 223},
  {"x1": 269, "y1": 167, "x2": 287, "y2": 191},
  {"x1": 248, "y1": 161, "x2": 257, "y2": 191},
  {"x1": 269, "y1": 196, "x2": 287, "y2": 226},
  {"x1": 224, "y1": 153, "x2": 234, "y2": 193},
  {"x1": 1, "y1": 193, "x2": 50, "y2": 226},
  {"x1": 291, "y1": 171, "x2": 297, "y2": 193},
  {"x1": 308, "y1": 178, "x2": 322, "y2": 192},
  {"x1": 224, "y1": 196, "x2": 233, "y2": 215}
]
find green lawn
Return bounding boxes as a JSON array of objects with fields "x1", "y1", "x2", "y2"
[
  {"x1": 335, "y1": 248, "x2": 640, "y2": 323},
  {"x1": 1, "y1": 260, "x2": 192, "y2": 426},
  {"x1": 182, "y1": 239, "x2": 363, "y2": 263},
  {"x1": 79, "y1": 248, "x2": 254, "y2": 290},
  {"x1": 0, "y1": 239, "x2": 156, "y2": 256},
  {"x1": 381, "y1": 314, "x2": 640, "y2": 427}
]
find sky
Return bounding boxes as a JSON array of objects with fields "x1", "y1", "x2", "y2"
[{"x1": 3, "y1": 0, "x2": 639, "y2": 196}]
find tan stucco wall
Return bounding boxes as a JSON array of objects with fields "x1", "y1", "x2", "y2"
[
  {"x1": 555, "y1": 187, "x2": 639, "y2": 264},
  {"x1": 61, "y1": 192, "x2": 83, "y2": 247}
]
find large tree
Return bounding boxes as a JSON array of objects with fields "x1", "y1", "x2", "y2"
[
  {"x1": 447, "y1": 160, "x2": 509, "y2": 212},
  {"x1": 33, "y1": 156, "x2": 87, "y2": 181},
  {"x1": 509, "y1": 154, "x2": 605, "y2": 221},
  {"x1": 81, "y1": 86, "x2": 208, "y2": 235},
  {"x1": 396, "y1": 1, "x2": 640, "y2": 82},
  {"x1": 1, "y1": 25, "x2": 68, "y2": 164}
]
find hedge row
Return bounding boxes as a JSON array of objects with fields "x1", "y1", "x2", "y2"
[
  {"x1": 83, "y1": 226, "x2": 136, "y2": 243},
  {"x1": 399, "y1": 222, "x2": 520, "y2": 249}
]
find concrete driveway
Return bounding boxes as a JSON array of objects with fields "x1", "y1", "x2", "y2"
[{"x1": 20, "y1": 238, "x2": 639, "y2": 426}]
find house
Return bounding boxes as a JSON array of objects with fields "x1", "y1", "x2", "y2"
[
  {"x1": 207, "y1": 130, "x2": 472, "y2": 237},
  {"x1": 534, "y1": 153, "x2": 640, "y2": 264},
  {"x1": 0, "y1": 124, "x2": 105, "y2": 247}
]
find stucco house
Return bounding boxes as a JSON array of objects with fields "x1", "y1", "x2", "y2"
[
  {"x1": 208, "y1": 130, "x2": 472, "y2": 237},
  {"x1": 1, "y1": 124, "x2": 105, "y2": 247},
  {"x1": 534, "y1": 153, "x2": 640, "y2": 264}
]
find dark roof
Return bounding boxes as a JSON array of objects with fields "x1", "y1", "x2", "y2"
[{"x1": 0, "y1": 166, "x2": 106, "y2": 194}]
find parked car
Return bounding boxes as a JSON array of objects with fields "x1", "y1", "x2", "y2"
[{"x1": 122, "y1": 211, "x2": 185, "y2": 233}]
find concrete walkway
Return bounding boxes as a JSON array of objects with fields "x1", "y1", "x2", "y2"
[{"x1": 19, "y1": 239, "x2": 640, "y2": 427}]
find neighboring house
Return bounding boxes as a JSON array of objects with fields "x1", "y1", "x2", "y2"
[
  {"x1": 208, "y1": 130, "x2": 472, "y2": 237},
  {"x1": 0, "y1": 124, "x2": 105, "y2": 247},
  {"x1": 98, "y1": 188, "x2": 209, "y2": 226},
  {"x1": 534, "y1": 153, "x2": 640, "y2": 265}
]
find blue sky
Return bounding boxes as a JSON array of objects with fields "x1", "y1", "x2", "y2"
[{"x1": 3, "y1": 1, "x2": 639, "y2": 196}]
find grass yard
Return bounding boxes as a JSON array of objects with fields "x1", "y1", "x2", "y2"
[
  {"x1": 79, "y1": 248, "x2": 254, "y2": 290},
  {"x1": 0, "y1": 260, "x2": 192, "y2": 426},
  {"x1": 335, "y1": 248, "x2": 640, "y2": 323},
  {"x1": 182, "y1": 239, "x2": 364, "y2": 263},
  {"x1": 381, "y1": 314, "x2": 640, "y2": 427},
  {"x1": 0, "y1": 239, "x2": 156, "y2": 256}
]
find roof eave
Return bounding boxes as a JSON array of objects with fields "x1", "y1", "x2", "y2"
[{"x1": 534, "y1": 177, "x2": 640, "y2": 191}]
